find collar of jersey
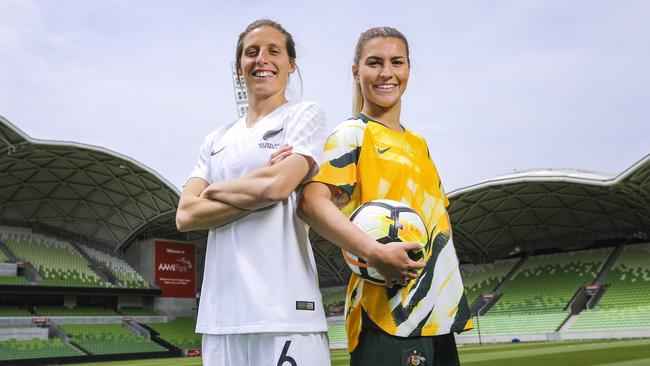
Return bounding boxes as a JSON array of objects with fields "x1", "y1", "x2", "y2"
[
  {"x1": 356, "y1": 112, "x2": 406, "y2": 133},
  {"x1": 244, "y1": 101, "x2": 294, "y2": 129}
]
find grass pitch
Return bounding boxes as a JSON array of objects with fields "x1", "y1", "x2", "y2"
[{"x1": 75, "y1": 338, "x2": 650, "y2": 366}]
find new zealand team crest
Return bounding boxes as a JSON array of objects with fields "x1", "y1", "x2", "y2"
[{"x1": 402, "y1": 348, "x2": 427, "y2": 366}]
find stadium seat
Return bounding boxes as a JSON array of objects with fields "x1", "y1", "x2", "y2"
[
  {"x1": 460, "y1": 258, "x2": 519, "y2": 305},
  {"x1": 0, "y1": 338, "x2": 82, "y2": 361},
  {"x1": 0, "y1": 275, "x2": 31, "y2": 286},
  {"x1": 327, "y1": 324, "x2": 347, "y2": 343},
  {"x1": 60, "y1": 323, "x2": 166, "y2": 355},
  {"x1": 0, "y1": 306, "x2": 32, "y2": 317},
  {"x1": 80, "y1": 246, "x2": 154, "y2": 289},
  {"x1": 570, "y1": 243, "x2": 650, "y2": 331},
  {"x1": 144, "y1": 317, "x2": 201, "y2": 350},
  {"x1": 2, "y1": 233, "x2": 111, "y2": 288},
  {"x1": 489, "y1": 248, "x2": 612, "y2": 315},
  {"x1": 35, "y1": 306, "x2": 118, "y2": 317}
]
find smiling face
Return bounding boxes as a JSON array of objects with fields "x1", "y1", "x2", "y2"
[
  {"x1": 353, "y1": 37, "x2": 409, "y2": 114},
  {"x1": 238, "y1": 25, "x2": 295, "y2": 102}
]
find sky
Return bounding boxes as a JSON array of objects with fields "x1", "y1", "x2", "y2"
[{"x1": 1, "y1": 0, "x2": 649, "y2": 192}]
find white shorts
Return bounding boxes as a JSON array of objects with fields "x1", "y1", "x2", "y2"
[{"x1": 201, "y1": 332, "x2": 330, "y2": 366}]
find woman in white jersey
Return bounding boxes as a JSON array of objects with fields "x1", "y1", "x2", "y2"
[{"x1": 176, "y1": 19, "x2": 421, "y2": 366}]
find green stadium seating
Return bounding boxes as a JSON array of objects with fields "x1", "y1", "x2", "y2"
[
  {"x1": 460, "y1": 258, "x2": 519, "y2": 305},
  {"x1": 0, "y1": 338, "x2": 82, "y2": 361},
  {"x1": 60, "y1": 323, "x2": 166, "y2": 355},
  {"x1": 81, "y1": 246, "x2": 154, "y2": 289},
  {"x1": 571, "y1": 243, "x2": 650, "y2": 331},
  {"x1": 0, "y1": 249, "x2": 8, "y2": 262},
  {"x1": 3, "y1": 233, "x2": 111, "y2": 288},
  {"x1": 327, "y1": 324, "x2": 347, "y2": 343},
  {"x1": 35, "y1": 306, "x2": 118, "y2": 317},
  {"x1": 0, "y1": 306, "x2": 32, "y2": 317},
  {"x1": 460, "y1": 312, "x2": 570, "y2": 336},
  {"x1": 489, "y1": 248, "x2": 612, "y2": 315},
  {"x1": 460, "y1": 248, "x2": 611, "y2": 336},
  {"x1": 0, "y1": 275, "x2": 31, "y2": 286},
  {"x1": 145, "y1": 317, "x2": 200, "y2": 350}
]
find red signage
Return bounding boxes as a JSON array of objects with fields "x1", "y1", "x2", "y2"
[
  {"x1": 32, "y1": 317, "x2": 49, "y2": 325},
  {"x1": 154, "y1": 240, "x2": 196, "y2": 298},
  {"x1": 186, "y1": 349, "x2": 201, "y2": 357}
]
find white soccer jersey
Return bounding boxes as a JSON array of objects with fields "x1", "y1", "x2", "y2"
[{"x1": 189, "y1": 101, "x2": 328, "y2": 335}]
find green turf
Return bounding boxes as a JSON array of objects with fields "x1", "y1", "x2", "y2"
[{"x1": 71, "y1": 338, "x2": 650, "y2": 366}]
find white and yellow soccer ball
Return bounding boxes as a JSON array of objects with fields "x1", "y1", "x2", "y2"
[{"x1": 343, "y1": 199, "x2": 429, "y2": 284}]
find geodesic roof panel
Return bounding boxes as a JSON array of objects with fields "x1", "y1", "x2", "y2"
[
  {"x1": 0, "y1": 116, "x2": 184, "y2": 249},
  {"x1": 448, "y1": 155, "x2": 650, "y2": 262}
]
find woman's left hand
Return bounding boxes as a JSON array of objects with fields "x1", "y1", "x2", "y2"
[{"x1": 268, "y1": 144, "x2": 293, "y2": 166}]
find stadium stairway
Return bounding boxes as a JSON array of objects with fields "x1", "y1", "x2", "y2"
[
  {"x1": 51, "y1": 323, "x2": 90, "y2": 355},
  {"x1": 492, "y1": 254, "x2": 529, "y2": 294},
  {"x1": 22, "y1": 262, "x2": 43, "y2": 283},
  {"x1": 135, "y1": 322, "x2": 183, "y2": 356},
  {"x1": 593, "y1": 243, "x2": 625, "y2": 285},
  {"x1": 471, "y1": 255, "x2": 529, "y2": 316},
  {"x1": 566, "y1": 244, "x2": 625, "y2": 314},
  {"x1": 558, "y1": 314, "x2": 580, "y2": 332},
  {"x1": 66, "y1": 241, "x2": 119, "y2": 286},
  {"x1": 0, "y1": 240, "x2": 18, "y2": 262}
]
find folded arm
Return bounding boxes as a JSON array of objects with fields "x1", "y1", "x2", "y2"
[
  {"x1": 175, "y1": 178, "x2": 250, "y2": 232},
  {"x1": 201, "y1": 153, "x2": 313, "y2": 210}
]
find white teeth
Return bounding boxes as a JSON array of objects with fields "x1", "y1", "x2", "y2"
[
  {"x1": 376, "y1": 84, "x2": 396, "y2": 89},
  {"x1": 254, "y1": 71, "x2": 274, "y2": 77}
]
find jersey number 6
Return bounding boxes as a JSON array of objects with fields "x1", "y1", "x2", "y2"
[{"x1": 277, "y1": 340, "x2": 297, "y2": 366}]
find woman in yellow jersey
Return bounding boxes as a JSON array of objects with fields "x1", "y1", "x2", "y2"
[{"x1": 299, "y1": 27, "x2": 473, "y2": 366}]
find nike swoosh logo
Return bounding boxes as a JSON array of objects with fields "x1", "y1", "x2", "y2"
[
  {"x1": 262, "y1": 127, "x2": 284, "y2": 140},
  {"x1": 377, "y1": 147, "x2": 391, "y2": 154},
  {"x1": 211, "y1": 147, "x2": 225, "y2": 156}
]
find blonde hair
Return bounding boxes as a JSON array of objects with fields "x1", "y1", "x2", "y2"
[{"x1": 352, "y1": 27, "x2": 410, "y2": 117}]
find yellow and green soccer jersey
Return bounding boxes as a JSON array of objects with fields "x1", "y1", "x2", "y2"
[{"x1": 312, "y1": 113, "x2": 473, "y2": 352}]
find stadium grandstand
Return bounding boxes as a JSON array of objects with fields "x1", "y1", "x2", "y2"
[{"x1": 1, "y1": 112, "x2": 649, "y2": 365}]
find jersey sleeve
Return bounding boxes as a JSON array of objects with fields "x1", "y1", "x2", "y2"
[
  {"x1": 186, "y1": 133, "x2": 213, "y2": 185},
  {"x1": 311, "y1": 120, "x2": 365, "y2": 199},
  {"x1": 284, "y1": 102, "x2": 327, "y2": 180}
]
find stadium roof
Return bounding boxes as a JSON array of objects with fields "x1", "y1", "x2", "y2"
[
  {"x1": 2, "y1": 116, "x2": 648, "y2": 287},
  {"x1": 0, "y1": 116, "x2": 204, "y2": 251},
  {"x1": 313, "y1": 155, "x2": 650, "y2": 286},
  {"x1": 448, "y1": 155, "x2": 650, "y2": 263}
]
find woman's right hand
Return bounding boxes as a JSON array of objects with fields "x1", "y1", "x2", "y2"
[
  {"x1": 367, "y1": 241, "x2": 426, "y2": 288},
  {"x1": 268, "y1": 144, "x2": 293, "y2": 166}
]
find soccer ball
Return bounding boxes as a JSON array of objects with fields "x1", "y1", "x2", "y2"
[{"x1": 343, "y1": 199, "x2": 429, "y2": 284}]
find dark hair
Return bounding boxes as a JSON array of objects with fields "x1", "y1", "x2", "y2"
[{"x1": 352, "y1": 27, "x2": 410, "y2": 116}]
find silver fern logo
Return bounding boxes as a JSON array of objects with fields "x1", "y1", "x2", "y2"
[{"x1": 262, "y1": 127, "x2": 283, "y2": 140}]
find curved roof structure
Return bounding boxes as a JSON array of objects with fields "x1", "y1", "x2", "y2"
[
  {"x1": 2, "y1": 115, "x2": 648, "y2": 287},
  {"x1": 0, "y1": 116, "x2": 202, "y2": 250},
  {"x1": 448, "y1": 155, "x2": 650, "y2": 263},
  {"x1": 314, "y1": 155, "x2": 650, "y2": 287}
]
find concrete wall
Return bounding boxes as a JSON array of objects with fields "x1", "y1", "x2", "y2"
[
  {"x1": 117, "y1": 294, "x2": 144, "y2": 309},
  {"x1": 0, "y1": 262, "x2": 17, "y2": 276},
  {"x1": 154, "y1": 297, "x2": 196, "y2": 319},
  {"x1": 46, "y1": 316, "x2": 167, "y2": 324},
  {"x1": 63, "y1": 295, "x2": 76, "y2": 309},
  {"x1": 0, "y1": 327, "x2": 48, "y2": 341},
  {"x1": 124, "y1": 238, "x2": 156, "y2": 285}
]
